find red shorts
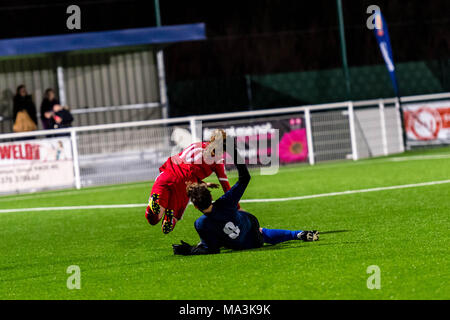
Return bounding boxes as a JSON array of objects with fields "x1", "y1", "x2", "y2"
[{"x1": 145, "y1": 171, "x2": 190, "y2": 224}]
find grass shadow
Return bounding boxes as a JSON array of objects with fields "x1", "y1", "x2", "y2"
[
  {"x1": 320, "y1": 230, "x2": 352, "y2": 235},
  {"x1": 220, "y1": 241, "x2": 309, "y2": 254}
]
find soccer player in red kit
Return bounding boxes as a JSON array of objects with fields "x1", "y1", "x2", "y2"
[{"x1": 145, "y1": 130, "x2": 233, "y2": 234}]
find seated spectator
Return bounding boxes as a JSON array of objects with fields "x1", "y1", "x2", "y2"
[
  {"x1": 45, "y1": 104, "x2": 74, "y2": 129},
  {"x1": 40, "y1": 88, "x2": 59, "y2": 129},
  {"x1": 13, "y1": 84, "x2": 38, "y2": 132}
]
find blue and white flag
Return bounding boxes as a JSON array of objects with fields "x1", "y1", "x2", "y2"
[{"x1": 374, "y1": 11, "x2": 399, "y2": 96}]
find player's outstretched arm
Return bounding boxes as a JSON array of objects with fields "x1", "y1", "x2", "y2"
[
  {"x1": 236, "y1": 158, "x2": 250, "y2": 186},
  {"x1": 215, "y1": 139, "x2": 250, "y2": 209},
  {"x1": 172, "y1": 240, "x2": 219, "y2": 255},
  {"x1": 214, "y1": 163, "x2": 232, "y2": 193},
  {"x1": 233, "y1": 138, "x2": 250, "y2": 187}
]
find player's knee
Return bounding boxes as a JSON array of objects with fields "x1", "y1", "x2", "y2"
[
  {"x1": 194, "y1": 216, "x2": 206, "y2": 232},
  {"x1": 194, "y1": 220, "x2": 200, "y2": 231}
]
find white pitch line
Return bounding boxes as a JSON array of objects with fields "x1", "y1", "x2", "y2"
[
  {"x1": 240, "y1": 179, "x2": 450, "y2": 203},
  {"x1": 1, "y1": 179, "x2": 449, "y2": 214},
  {"x1": 0, "y1": 203, "x2": 144, "y2": 213},
  {"x1": 0, "y1": 181, "x2": 151, "y2": 203}
]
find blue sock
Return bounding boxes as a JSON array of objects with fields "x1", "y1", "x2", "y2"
[{"x1": 261, "y1": 228, "x2": 303, "y2": 245}]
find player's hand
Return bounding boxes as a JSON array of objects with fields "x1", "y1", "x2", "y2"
[
  {"x1": 209, "y1": 129, "x2": 226, "y2": 156},
  {"x1": 205, "y1": 182, "x2": 219, "y2": 189},
  {"x1": 210, "y1": 129, "x2": 226, "y2": 145},
  {"x1": 172, "y1": 240, "x2": 194, "y2": 255}
]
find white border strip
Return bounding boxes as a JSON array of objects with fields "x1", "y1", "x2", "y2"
[
  {"x1": 1, "y1": 179, "x2": 449, "y2": 213},
  {"x1": 388, "y1": 154, "x2": 450, "y2": 161}
]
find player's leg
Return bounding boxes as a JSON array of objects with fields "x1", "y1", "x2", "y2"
[
  {"x1": 173, "y1": 181, "x2": 190, "y2": 222},
  {"x1": 260, "y1": 228, "x2": 319, "y2": 244},
  {"x1": 145, "y1": 172, "x2": 179, "y2": 233},
  {"x1": 161, "y1": 208, "x2": 177, "y2": 234},
  {"x1": 162, "y1": 208, "x2": 182, "y2": 234},
  {"x1": 145, "y1": 173, "x2": 171, "y2": 226},
  {"x1": 146, "y1": 196, "x2": 178, "y2": 234},
  {"x1": 161, "y1": 179, "x2": 191, "y2": 234},
  {"x1": 145, "y1": 193, "x2": 165, "y2": 225},
  {"x1": 160, "y1": 182, "x2": 184, "y2": 234}
]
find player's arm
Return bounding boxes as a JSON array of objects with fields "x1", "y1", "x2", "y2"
[
  {"x1": 173, "y1": 216, "x2": 222, "y2": 255},
  {"x1": 231, "y1": 138, "x2": 250, "y2": 191},
  {"x1": 172, "y1": 241, "x2": 220, "y2": 255},
  {"x1": 216, "y1": 140, "x2": 250, "y2": 208},
  {"x1": 214, "y1": 163, "x2": 232, "y2": 193},
  {"x1": 235, "y1": 145, "x2": 250, "y2": 187},
  {"x1": 214, "y1": 164, "x2": 242, "y2": 209}
]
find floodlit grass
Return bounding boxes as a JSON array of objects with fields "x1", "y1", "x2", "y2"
[{"x1": 0, "y1": 147, "x2": 449, "y2": 299}]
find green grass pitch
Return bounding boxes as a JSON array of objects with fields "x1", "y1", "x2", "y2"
[{"x1": 0, "y1": 147, "x2": 449, "y2": 300}]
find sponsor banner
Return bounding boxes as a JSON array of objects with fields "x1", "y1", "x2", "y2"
[
  {"x1": 202, "y1": 116, "x2": 309, "y2": 165},
  {"x1": 374, "y1": 10, "x2": 399, "y2": 96},
  {"x1": 0, "y1": 137, "x2": 74, "y2": 193},
  {"x1": 403, "y1": 100, "x2": 450, "y2": 145}
]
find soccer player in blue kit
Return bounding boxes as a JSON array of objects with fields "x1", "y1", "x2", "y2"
[{"x1": 172, "y1": 139, "x2": 319, "y2": 256}]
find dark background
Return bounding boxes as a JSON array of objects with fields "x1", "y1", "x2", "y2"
[{"x1": 1, "y1": 0, "x2": 449, "y2": 116}]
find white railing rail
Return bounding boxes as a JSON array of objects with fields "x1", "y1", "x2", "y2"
[
  {"x1": 68, "y1": 102, "x2": 161, "y2": 115},
  {"x1": 1, "y1": 91, "x2": 449, "y2": 141},
  {"x1": 0, "y1": 102, "x2": 162, "y2": 123}
]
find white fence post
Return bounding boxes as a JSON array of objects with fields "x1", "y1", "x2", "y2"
[
  {"x1": 156, "y1": 50, "x2": 169, "y2": 119},
  {"x1": 348, "y1": 101, "x2": 358, "y2": 161},
  {"x1": 304, "y1": 108, "x2": 315, "y2": 165},
  {"x1": 378, "y1": 99, "x2": 388, "y2": 156},
  {"x1": 56, "y1": 65, "x2": 67, "y2": 106},
  {"x1": 190, "y1": 118, "x2": 202, "y2": 143},
  {"x1": 70, "y1": 129, "x2": 81, "y2": 189},
  {"x1": 56, "y1": 65, "x2": 67, "y2": 107}
]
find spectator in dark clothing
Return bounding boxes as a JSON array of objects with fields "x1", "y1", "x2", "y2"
[
  {"x1": 45, "y1": 104, "x2": 74, "y2": 129},
  {"x1": 40, "y1": 88, "x2": 59, "y2": 129},
  {"x1": 13, "y1": 84, "x2": 38, "y2": 127}
]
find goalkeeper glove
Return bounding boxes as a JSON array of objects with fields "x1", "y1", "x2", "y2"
[{"x1": 172, "y1": 240, "x2": 194, "y2": 255}]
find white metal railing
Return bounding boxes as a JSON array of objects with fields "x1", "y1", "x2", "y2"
[
  {"x1": 68, "y1": 102, "x2": 161, "y2": 115},
  {"x1": 2, "y1": 91, "x2": 449, "y2": 140},
  {"x1": 1, "y1": 91, "x2": 449, "y2": 193}
]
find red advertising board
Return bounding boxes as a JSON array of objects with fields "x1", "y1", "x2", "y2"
[{"x1": 404, "y1": 100, "x2": 450, "y2": 145}]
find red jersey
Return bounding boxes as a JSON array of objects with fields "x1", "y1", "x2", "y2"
[{"x1": 159, "y1": 142, "x2": 231, "y2": 192}]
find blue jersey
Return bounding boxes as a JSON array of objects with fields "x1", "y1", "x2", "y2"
[{"x1": 194, "y1": 176, "x2": 260, "y2": 252}]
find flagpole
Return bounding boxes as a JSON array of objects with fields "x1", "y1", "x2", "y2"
[
  {"x1": 394, "y1": 80, "x2": 408, "y2": 150},
  {"x1": 336, "y1": 0, "x2": 352, "y2": 100},
  {"x1": 373, "y1": 10, "x2": 407, "y2": 150}
]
